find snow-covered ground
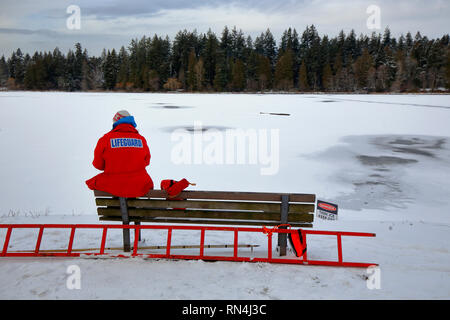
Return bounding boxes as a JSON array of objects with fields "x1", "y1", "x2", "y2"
[{"x1": 0, "y1": 91, "x2": 449, "y2": 300}]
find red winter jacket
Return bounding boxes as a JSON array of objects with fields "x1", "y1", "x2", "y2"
[{"x1": 86, "y1": 123, "x2": 154, "y2": 197}]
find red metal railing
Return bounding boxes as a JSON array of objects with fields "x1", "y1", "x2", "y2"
[{"x1": 0, "y1": 224, "x2": 377, "y2": 268}]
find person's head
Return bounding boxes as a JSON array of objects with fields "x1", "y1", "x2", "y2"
[
  {"x1": 113, "y1": 110, "x2": 131, "y2": 123},
  {"x1": 112, "y1": 110, "x2": 137, "y2": 129}
]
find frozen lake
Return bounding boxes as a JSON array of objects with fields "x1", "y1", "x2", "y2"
[
  {"x1": 0, "y1": 92, "x2": 449, "y2": 218},
  {"x1": 0, "y1": 92, "x2": 449, "y2": 299}
]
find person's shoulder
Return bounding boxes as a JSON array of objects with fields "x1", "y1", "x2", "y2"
[
  {"x1": 133, "y1": 129, "x2": 147, "y2": 138},
  {"x1": 98, "y1": 130, "x2": 114, "y2": 142},
  {"x1": 135, "y1": 131, "x2": 149, "y2": 145},
  {"x1": 100, "y1": 131, "x2": 111, "y2": 139}
]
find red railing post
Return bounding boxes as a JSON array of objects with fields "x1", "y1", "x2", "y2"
[
  {"x1": 35, "y1": 226, "x2": 44, "y2": 254},
  {"x1": 233, "y1": 229, "x2": 238, "y2": 258},
  {"x1": 267, "y1": 233, "x2": 272, "y2": 261},
  {"x1": 337, "y1": 234, "x2": 343, "y2": 264},
  {"x1": 67, "y1": 226, "x2": 76, "y2": 255},
  {"x1": 133, "y1": 227, "x2": 140, "y2": 256},
  {"x1": 199, "y1": 228, "x2": 205, "y2": 258},
  {"x1": 302, "y1": 230, "x2": 308, "y2": 262},
  {"x1": 100, "y1": 227, "x2": 108, "y2": 254},
  {"x1": 1, "y1": 227, "x2": 12, "y2": 256},
  {"x1": 166, "y1": 228, "x2": 172, "y2": 257}
]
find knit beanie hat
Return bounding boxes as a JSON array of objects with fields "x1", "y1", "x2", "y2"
[{"x1": 113, "y1": 110, "x2": 131, "y2": 123}]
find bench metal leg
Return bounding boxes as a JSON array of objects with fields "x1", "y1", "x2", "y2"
[
  {"x1": 119, "y1": 197, "x2": 131, "y2": 252},
  {"x1": 135, "y1": 221, "x2": 141, "y2": 241},
  {"x1": 278, "y1": 194, "x2": 289, "y2": 256}
]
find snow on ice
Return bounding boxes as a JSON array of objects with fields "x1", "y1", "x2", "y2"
[{"x1": 0, "y1": 91, "x2": 449, "y2": 299}]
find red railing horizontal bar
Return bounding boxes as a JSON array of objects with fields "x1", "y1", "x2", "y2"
[
  {"x1": 0, "y1": 251, "x2": 376, "y2": 268},
  {"x1": 0, "y1": 224, "x2": 377, "y2": 267},
  {"x1": 0, "y1": 224, "x2": 375, "y2": 237}
]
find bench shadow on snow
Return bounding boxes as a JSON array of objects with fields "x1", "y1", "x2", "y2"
[{"x1": 305, "y1": 135, "x2": 450, "y2": 211}]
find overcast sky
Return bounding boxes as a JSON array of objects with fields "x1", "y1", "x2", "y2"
[{"x1": 0, "y1": 0, "x2": 449, "y2": 57}]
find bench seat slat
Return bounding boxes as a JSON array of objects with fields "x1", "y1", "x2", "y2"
[
  {"x1": 99, "y1": 216, "x2": 313, "y2": 228},
  {"x1": 97, "y1": 208, "x2": 314, "y2": 223}
]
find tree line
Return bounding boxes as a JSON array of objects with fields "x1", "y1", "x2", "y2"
[{"x1": 1, "y1": 25, "x2": 449, "y2": 93}]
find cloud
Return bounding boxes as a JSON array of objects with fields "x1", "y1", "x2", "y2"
[
  {"x1": 0, "y1": 0, "x2": 448, "y2": 56},
  {"x1": 77, "y1": 0, "x2": 450, "y2": 38},
  {"x1": 0, "y1": 27, "x2": 60, "y2": 37},
  {"x1": 78, "y1": 0, "x2": 294, "y2": 19}
]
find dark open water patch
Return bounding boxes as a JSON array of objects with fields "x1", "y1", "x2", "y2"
[
  {"x1": 399, "y1": 138, "x2": 445, "y2": 150},
  {"x1": 373, "y1": 136, "x2": 447, "y2": 158},
  {"x1": 357, "y1": 155, "x2": 418, "y2": 166},
  {"x1": 150, "y1": 104, "x2": 194, "y2": 109},
  {"x1": 260, "y1": 112, "x2": 291, "y2": 116},
  {"x1": 161, "y1": 125, "x2": 232, "y2": 133}
]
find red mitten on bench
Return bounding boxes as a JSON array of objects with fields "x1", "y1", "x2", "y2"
[{"x1": 160, "y1": 179, "x2": 196, "y2": 200}]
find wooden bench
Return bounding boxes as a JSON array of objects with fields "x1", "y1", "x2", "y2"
[{"x1": 93, "y1": 190, "x2": 316, "y2": 256}]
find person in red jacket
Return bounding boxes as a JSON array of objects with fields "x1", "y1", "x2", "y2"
[{"x1": 86, "y1": 110, "x2": 154, "y2": 198}]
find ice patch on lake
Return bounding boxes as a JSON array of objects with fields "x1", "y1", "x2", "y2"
[{"x1": 306, "y1": 134, "x2": 450, "y2": 212}]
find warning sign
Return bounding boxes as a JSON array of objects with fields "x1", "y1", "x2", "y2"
[{"x1": 316, "y1": 200, "x2": 338, "y2": 220}]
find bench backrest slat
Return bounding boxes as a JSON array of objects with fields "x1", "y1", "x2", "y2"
[
  {"x1": 94, "y1": 190, "x2": 316, "y2": 203},
  {"x1": 95, "y1": 198, "x2": 315, "y2": 214}
]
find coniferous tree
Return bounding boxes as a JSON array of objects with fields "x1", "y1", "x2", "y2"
[
  {"x1": 446, "y1": 47, "x2": 450, "y2": 90},
  {"x1": 187, "y1": 48, "x2": 197, "y2": 91},
  {"x1": 257, "y1": 54, "x2": 272, "y2": 91},
  {"x1": 80, "y1": 59, "x2": 92, "y2": 91},
  {"x1": 322, "y1": 62, "x2": 333, "y2": 91},
  {"x1": 194, "y1": 57, "x2": 205, "y2": 91},
  {"x1": 116, "y1": 46, "x2": 130, "y2": 89},
  {"x1": 255, "y1": 29, "x2": 277, "y2": 69},
  {"x1": 230, "y1": 59, "x2": 245, "y2": 91},
  {"x1": 213, "y1": 58, "x2": 228, "y2": 91},
  {"x1": 231, "y1": 27, "x2": 246, "y2": 61},
  {"x1": 148, "y1": 69, "x2": 160, "y2": 91},
  {"x1": 64, "y1": 49, "x2": 76, "y2": 90},
  {"x1": 246, "y1": 49, "x2": 259, "y2": 91},
  {"x1": 8, "y1": 49, "x2": 25, "y2": 87},
  {"x1": 201, "y1": 29, "x2": 219, "y2": 89},
  {"x1": 1, "y1": 26, "x2": 448, "y2": 93},
  {"x1": 274, "y1": 49, "x2": 294, "y2": 90},
  {"x1": 382, "y1": 27, "x2": 392, "y2": 49},
  {"x1": 298, "y1": 60, "x2": 309, "y2": 91},
  {"x1": 146, "y1": 35, "x2": 171, "y2": 89},
  {"x1": 263, "y1": 29, "x2": 277, "y2": 68},
  {"x1": 52, "y1": 47, "x2": 65, "y2": 88},
  {"x1": 73, "y1": 43, "x2": 85, "y2": 89},
  {"x1": 405, "y1": 32, "x2": 414, "y2": 52},
  {"x1": 103, "y1": 49, "x2": 118, "y2": 90},
  {"x1": 353, "y1": 48, "x2": 374, "y2": 90},
  {"x1": 0, "y1": 56, "x2": 9, "y2": 86},
  {"x1": 128, "y1": 39, "x2": 139, "y2": 88},
  {"x1": 24, "y1": 52, "x2": 44, "y2": 90},
  {"x1": 279, "y1": 28, "x2": 300, "y2": 86},
  {"x1": 213, "y1": 26, "x2": 233, "y2": 91}
]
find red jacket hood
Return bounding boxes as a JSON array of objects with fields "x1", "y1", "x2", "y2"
[{"x1": 111, "y1": 123, "x2": 139, "y2": 134}]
